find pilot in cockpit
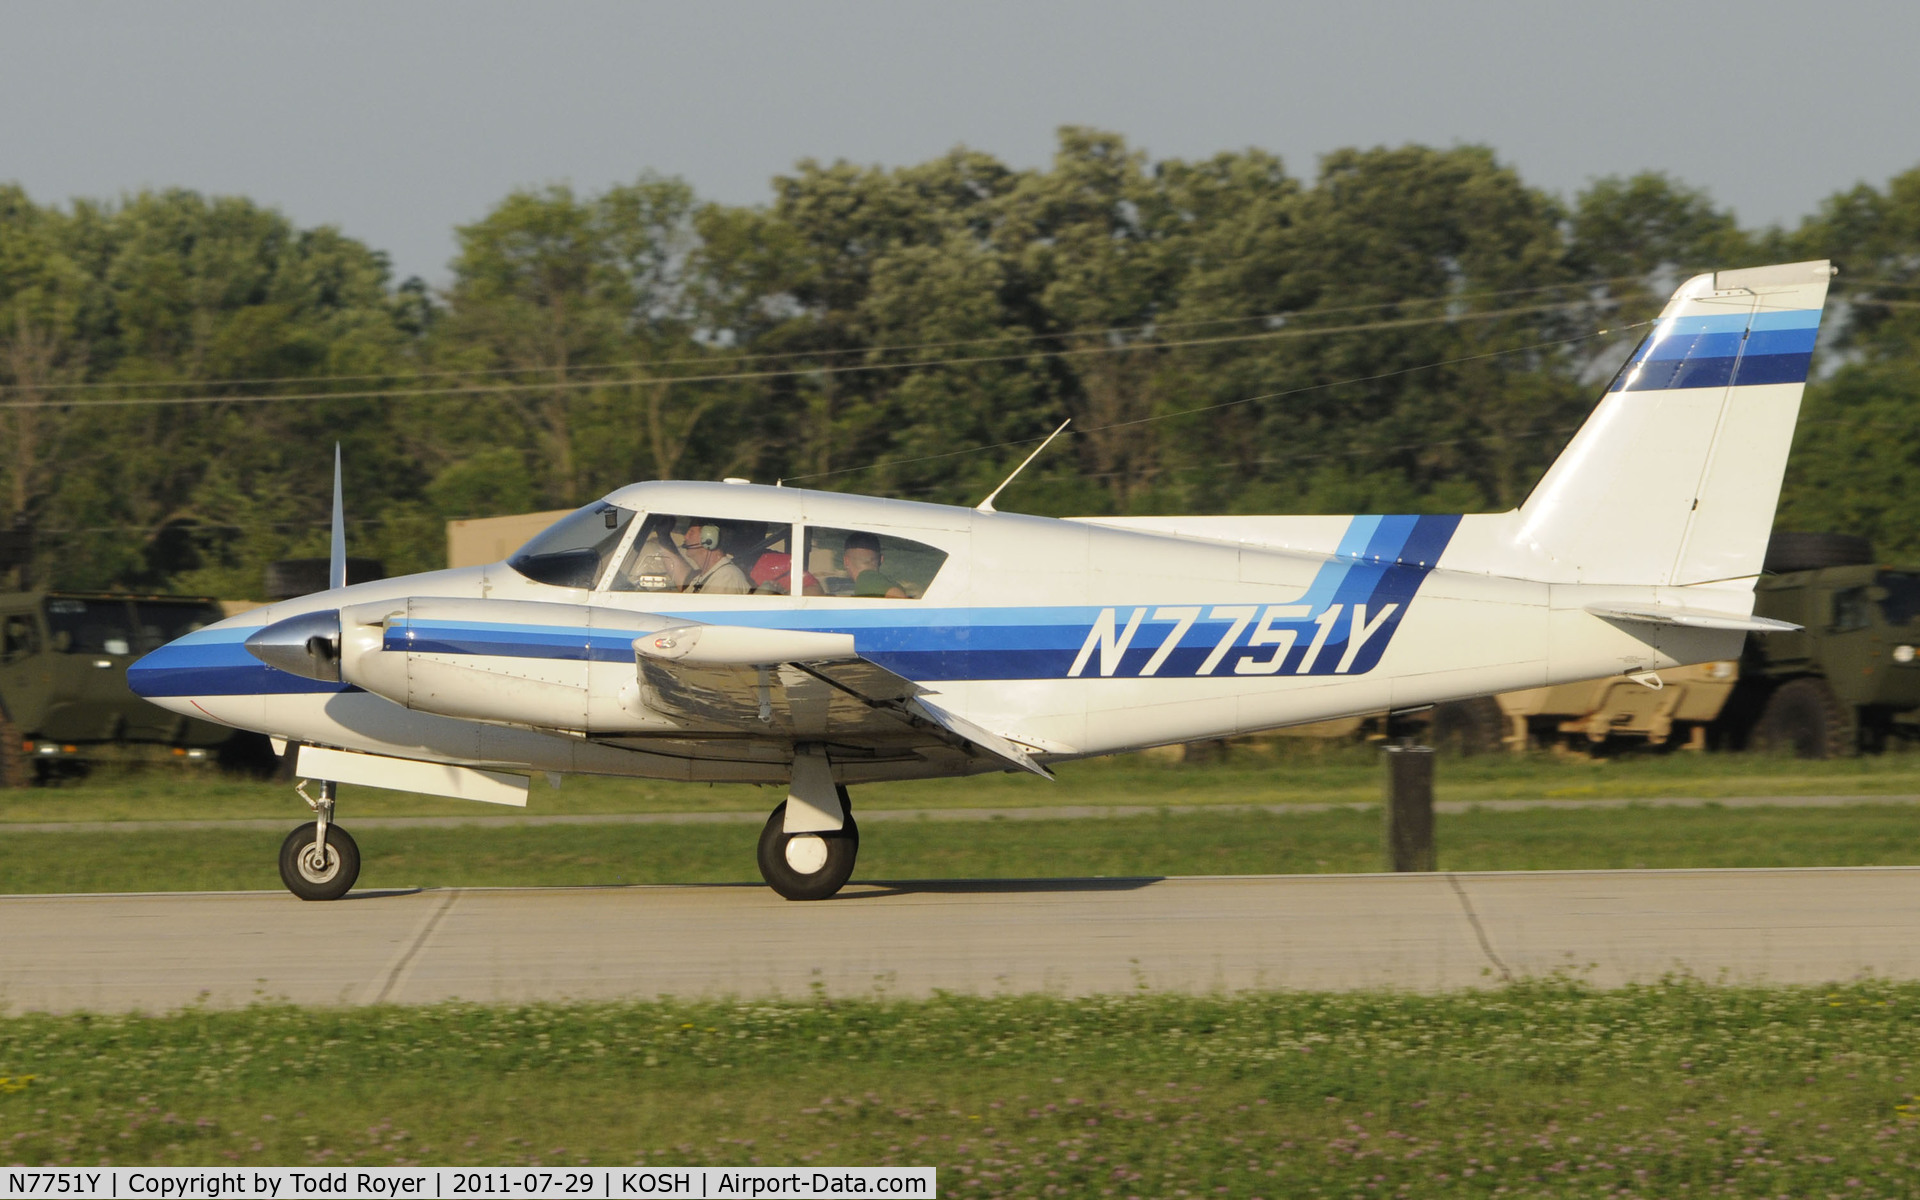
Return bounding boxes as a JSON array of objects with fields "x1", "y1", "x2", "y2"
[{"x1": 678, "y1": 522, "x2": 751, "y2": 594}]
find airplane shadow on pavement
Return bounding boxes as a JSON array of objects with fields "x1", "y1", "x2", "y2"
[{"x1": 831, "y1": 876, "x2": 1165, "y2": 899}]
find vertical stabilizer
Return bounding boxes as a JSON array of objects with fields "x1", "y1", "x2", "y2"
[{"x1": 1506, "y1": 260, "x2": 1832, "y2": 586}]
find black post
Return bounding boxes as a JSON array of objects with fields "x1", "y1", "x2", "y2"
[{"x1": 1384, "y1": 744, "x2": 1436, "y2": 872}]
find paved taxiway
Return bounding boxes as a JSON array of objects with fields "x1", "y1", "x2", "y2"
[{"x1": 3, "y1": 867, "x2": 1917, "y2": 1012}]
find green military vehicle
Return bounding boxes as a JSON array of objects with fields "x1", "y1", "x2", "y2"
[
  {"x1": 1734, "y1": 533, "x2": 1920, "y2": 757},
  {"x1": 0, "y1": 592, "x2": 237, "y2": 784}
]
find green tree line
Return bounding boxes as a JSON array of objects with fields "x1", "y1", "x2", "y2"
[{"x1": 3, "y1": 130, "x2": 1918, "y2": 597}]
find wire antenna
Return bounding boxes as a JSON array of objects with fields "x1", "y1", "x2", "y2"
[{"x1": 975, "y1": 420, "x2": 1071, "y2": 514}]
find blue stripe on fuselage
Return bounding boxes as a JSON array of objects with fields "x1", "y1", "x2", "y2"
[
  {"x1": 127, "y1": 627, "x2": 354, "y2": 697},
  {"x1": 128, "y1": 514, "x2": 1463, "y2": 694}
]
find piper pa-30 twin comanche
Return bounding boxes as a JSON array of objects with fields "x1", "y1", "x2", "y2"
[{"x1": 130, "y1": 261, "x2": 1833, "y2": 901}]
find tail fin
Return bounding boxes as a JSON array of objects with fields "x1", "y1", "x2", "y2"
[{"x1": 1506, "y1": 260, "x2": 1833, "y2": 586}]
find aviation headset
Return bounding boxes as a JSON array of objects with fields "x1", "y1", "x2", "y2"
[{"x1": 688, "y1": 524, "x2": 722, "y2": 551}]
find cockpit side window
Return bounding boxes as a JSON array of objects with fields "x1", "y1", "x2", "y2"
[
  {"x1": 611, "y1": 514, "x2": 798, "y2": 597},
  {"x1": 803, "y1": 527, "x2": 947, "y2": 599},
  {"x1": 507, "y1": 503, "x2": 635, "y2": 589}
]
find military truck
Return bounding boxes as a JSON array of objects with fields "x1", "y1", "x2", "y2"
[
  {"x1": 1728, "y1": 533, "x2": 1920, "y2": 758},
  {"x1": 0, "y1": 592, "x2": 237, "y2": 783},
  {"x1": 1498, "y1": 659, "x2": 1741, "y2": 752}
]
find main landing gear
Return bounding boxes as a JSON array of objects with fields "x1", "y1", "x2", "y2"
[
  {"x1": 280, "y1": 778, "x2": 360, "y2": 901},
  {"x1": 757, "y1": 746, "x2": 859, "y2": 900}
]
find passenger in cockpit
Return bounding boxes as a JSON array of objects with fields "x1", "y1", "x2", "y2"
[{"x1": 842, "y1": 532, "x2": 908, "y2": 599}]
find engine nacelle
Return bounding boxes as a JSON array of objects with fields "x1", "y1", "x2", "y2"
[{"x1": 251, "y1": 597, "x2": 682, "y2": 733}]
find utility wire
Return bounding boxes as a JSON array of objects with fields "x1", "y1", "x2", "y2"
[
  {"x1": 6, "y1": 269, "x2": 1893, "y2": 399},
  {"x1": 1, "y1": 275, "x2": 1644, "y2": 395},
  {"x1": 0, "y1": 300, "x2": 1608, "y2": 411},
  {"x1": 782, "y1": 319, "x2": 1647, "y2": 484}
]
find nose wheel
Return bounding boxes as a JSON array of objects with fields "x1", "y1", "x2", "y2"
[{"x1": 280, "y1": 778, "x2": 360, "y2": 900}]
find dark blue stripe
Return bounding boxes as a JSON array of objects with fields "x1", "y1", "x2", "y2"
[
  {"x1": 1614, "y1": 351, "x2": 1812, "y2": 392},
  {"x1": 1730, "y1": 351, "x2": 1816, "y2": 387},
  {"x1": 128, "y1": 641, "x2": 351, "y2": 697},
  {"x1": 1635, "y1": 326, "x2": 1814, "y2": 363},
  {"x1": 1640, "y1": 330, "x2": 1746, "y2": 362}
]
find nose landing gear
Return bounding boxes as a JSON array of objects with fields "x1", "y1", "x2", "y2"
[{"x1": 280, "y1": 778, "x2": 361, "y2": 901}]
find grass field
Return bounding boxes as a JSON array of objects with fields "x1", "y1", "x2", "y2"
[
  {"x1": 2, "y1": 802, "x2": 1919, "y2": 894},
  {"x1": 2, "y1": 983, "x2": 1916, "y2": 1194},
  {"x1": 8, "y1": 744, "x2": 1920, "y2": 827}
]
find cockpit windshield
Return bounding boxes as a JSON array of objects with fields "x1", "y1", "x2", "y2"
[{"x1": 507, "y1": 503, "x2": 635, "y2": 588}]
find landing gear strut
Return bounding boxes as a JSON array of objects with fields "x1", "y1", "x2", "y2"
[
  {"x1": 280, "y1": 778, "x2": 360, "y2": 901},
  {"x1": 757, "y1": 746, "x2": 858, "y2": 900}
]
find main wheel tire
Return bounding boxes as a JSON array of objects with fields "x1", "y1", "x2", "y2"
[
  {"x1": 1428, "y1": 696, "x2": 1507, "y2": 755},
  {"x1": 278, "y1": 823, "x2": 361, "y2": 901},
  {"x1": 1756, "y1": 677, "x2": 1852, "y2": 759},
  {"x1": 0, "y1": 708, "x2": 23, "y2": 788},
  {"x1": 756, "y1": 802, "x2": 859, "y2": 901}
]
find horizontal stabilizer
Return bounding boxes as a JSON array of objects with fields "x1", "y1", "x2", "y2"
[{"x1": 1585, "y1": 603, "x2": 1801, "y2": 633}]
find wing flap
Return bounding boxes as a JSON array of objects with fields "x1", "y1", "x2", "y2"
[{"x1": 632, "y1": 626, "x2": 1048, "y2": 775}]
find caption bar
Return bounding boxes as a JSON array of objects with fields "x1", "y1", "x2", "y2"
[{"x1": 1, "y1": 1169, "x2": 935, "y2": 1200}]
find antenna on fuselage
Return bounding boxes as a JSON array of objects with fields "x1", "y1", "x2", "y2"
[
  {"x1": 975, "y1": 419, "x2": 1071, "y2": 515},
  {"x1": 328, "y1": 443, "x2": 346, "y2": 591}
]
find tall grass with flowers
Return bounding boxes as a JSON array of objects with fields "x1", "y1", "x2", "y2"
[{"x1": 3, "y1": 981, "x2": 1917, "y2": 1195}]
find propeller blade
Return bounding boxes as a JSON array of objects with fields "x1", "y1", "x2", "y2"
[{"x1": 329, "y1": 443, "x2": 346, "y2": 591}]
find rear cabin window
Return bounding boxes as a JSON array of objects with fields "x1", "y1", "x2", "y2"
[
  {"x1": 611, "y1": 514, "x2": 797, "y2": 597},
  {"x1": 508, "y1": 503, "x2": 635, "y2": 589},
  {"x1": 803, "y1": 527, "x2": 947, "y2": 599}
]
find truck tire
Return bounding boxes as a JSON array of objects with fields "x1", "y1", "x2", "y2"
[
  {"x1": 1756, "y1": 677, "x2": 1852, "y2": 759},
  {"x1": 0, "y1": 699, "x2": 21, "y2": 788},
  {"x1": 1764, "y1": 532, "x2": 1874, "y2": 574},
  {"x1": 1428, "y1": 697, "x2": 1507, "y2": 755}
]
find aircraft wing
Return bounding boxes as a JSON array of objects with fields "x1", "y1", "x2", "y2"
[
  {"x1": 635, "y1": 623, "x2": 1052, "y2": 778},
  {"x1": 247, "y1": 597, "x2": 1052, "y2": 778}
]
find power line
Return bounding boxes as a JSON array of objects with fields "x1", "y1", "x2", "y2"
[
  {"x1": 782, "y1": 319, "x2": 1646, "y2": 484},
  {"x1": 0, "y1": 276, "x2": 1639, "y2": 396},
  {"x1": 5, "y1": 267, "x2": 1887, "y2": 400},
  {"x1": 0, "y1": 300, "x2": 1607, "y2": 412}
]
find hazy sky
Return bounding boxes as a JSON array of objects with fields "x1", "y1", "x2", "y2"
[{"x1": 5, "y1": 1, "x2": 1916, "y2": 284}]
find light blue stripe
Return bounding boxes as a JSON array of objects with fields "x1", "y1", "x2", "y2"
[
  {"x1": 1655, "y1": 308, "x2": 1819, "y2": 338},
  {"x1": 1749, "y1": 309, "x2": 1823, "y2": 332}
]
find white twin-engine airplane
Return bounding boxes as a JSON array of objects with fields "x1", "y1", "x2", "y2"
[{"x1": 131, "y1": 261, "x2": 1831, "y2": 901}]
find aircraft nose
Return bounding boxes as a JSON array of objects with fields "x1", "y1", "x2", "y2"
[{"x1": 244, "y1": 609, "x2": 343, "y2": 682}]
